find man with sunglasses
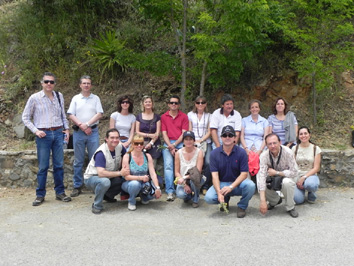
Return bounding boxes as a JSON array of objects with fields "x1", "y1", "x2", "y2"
[
  {"x1": 161, "y1": 95, "x2": 189, "y2": 201},
  {"x1": 67, "y1": 75, "x2": 103, "y2": 197},
  {"x1": 22, "y1": 72, "x2": 71, "y2": 206},
  {"x1": 84, "y1": 128, "x2": 130, "y2": 214},
  {"x1": 205, "y1": 125, "x2": 255, "y2": 218},
  {"x1": 210, "y1": 94, "x2": 242, "y2": 149}
]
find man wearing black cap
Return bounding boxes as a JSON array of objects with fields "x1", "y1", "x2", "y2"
[{"x1": 204, "y1": 125, "x2": 255, "y2": 218}]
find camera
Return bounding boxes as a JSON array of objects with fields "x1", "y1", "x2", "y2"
[{"x1": 141, "y1": 182, "x2": 152, "y2": 196}]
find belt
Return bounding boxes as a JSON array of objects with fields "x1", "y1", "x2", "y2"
[
  {"x1": 38, "y1": 126, "x2": 62, "y2": 131},
  {"x1": 72, "y1": 124, "x2": 97, "y2": 131},
  {"x1": 120, "y1": 136, "x2": 128, "y2": 140}
]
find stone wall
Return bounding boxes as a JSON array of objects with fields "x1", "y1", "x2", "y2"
[{"x1": 0, "y1": 149, "x2": 353, "y2": 189}]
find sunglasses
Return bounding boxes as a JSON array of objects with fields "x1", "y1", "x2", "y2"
[
  {"x1": 169, "y1": 102, "x2": 179, "y2": 105},
  {"x1": 195, "y1": 101, "x2": 206, "y2": 105},
  {"x1": 221, "y1": 134, "x2": 235, "y2": 138},
  {"x1": 43, "y1": 80, "x2": 55, "y2": 84},
  {"x1": 134, "y1": 142, "x2": 144, "y2": 146},
  {"x1": 121, "y1": 101, "x2": 130, "y2": 104}
]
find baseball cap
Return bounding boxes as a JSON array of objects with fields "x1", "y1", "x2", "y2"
[
  {"x1": 221, "y1": 125, "x2": 236, "y2": 137},
  {"x1": 183, "y1": 131, "x2": 195, "y2": 141}
]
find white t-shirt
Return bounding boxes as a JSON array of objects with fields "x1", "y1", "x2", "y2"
[
  {"x1": 110, "y1": 112, "x2": 136, "y2": 138},
  {"x1": 67, "y1": 93, "x2": 103, "y2": 125},
  {"x1": 292, "y1": 143, "x2": 322, "y2": 177},
  {"x1": 187, "y1": 111, "x2": 211, "y2": 143},
  {"x1": 210, "y1": 108, "x2": 242, "y2": 144}
]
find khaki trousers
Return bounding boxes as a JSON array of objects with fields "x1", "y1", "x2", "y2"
[{"x1": 266, "y1": 177, "x2": 295, "y2": 211}]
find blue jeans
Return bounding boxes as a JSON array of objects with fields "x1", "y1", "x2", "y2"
[
  {"x1": 294, "y1": 175, "x2": 319, "y2": 204},
  {"x1": 73, "y1": 128, "x2": 99, "y2": 189},
  {"x1": 204, "y1": 179, "x2": 255, "y2": 210},
  {"x1": 85, "y1": 176, "x2": 124, "y2": 210},
  {"x1": 202, "y1": 143, "x2": 212, "y2": 189},
  {"x1": 176, "y1": 178, "x2": 205, "y2": 203},
  {"x1": 35, "y1": 128, "x2": 65, "y2": 197},
  {"x1": 122, "y1": 180, "x2": 155, "y2": 205},
  {"x1": 162, "y1": 141, "x2": 183, "y2": 194}
]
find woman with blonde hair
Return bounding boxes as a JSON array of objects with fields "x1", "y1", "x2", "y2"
[{"x1": 121, "y1": 134, "x2": 162, "y2": 211}]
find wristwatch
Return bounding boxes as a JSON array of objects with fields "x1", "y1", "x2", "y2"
[
  {"x1": 156, "y1": 186, "x2": 161, "y2": 190},
  {"x1": 229, "y1": 185, "x2": 234, "y2": 190}
]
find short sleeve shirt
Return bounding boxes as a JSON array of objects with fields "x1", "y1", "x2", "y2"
[
  {"x1": 67, "y1": 93, "x2": 103, "y2": 125},
  {"x1": 161, "y1": 110, "x2": 189, "y2": 140},
  {"x1": 242, "y1": 114, "x2": 268, "y2": 150},
  {"x1": 209, "y1": 145, "x2": 249, "y2": 182},
  {"x1": 268, "y1": 114, "x2": 297, "y2": 144},
  {"x1": 292, "y1": 144, "x2": 321, "y2": 177},
  {"x1": 110, "y1": 112, "x2": 136, "y2": 138},
  {"x1": 187, "y1": 111, "x2": 211, "y2": 143},
  {"x1": 210, "y1": 108, "x2": 242, "y2": 144}
]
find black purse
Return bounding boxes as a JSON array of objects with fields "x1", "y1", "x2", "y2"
[{"x1": 267, "y1": 147, "x2": 283, "y2": 191}]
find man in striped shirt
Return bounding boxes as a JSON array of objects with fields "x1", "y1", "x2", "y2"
[{"x1": 22, "y1": 72, "x2": 71, "y2": 206}]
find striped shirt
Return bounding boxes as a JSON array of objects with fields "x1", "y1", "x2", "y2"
[
  {"x1": 22, "y1": 90, "x2": 69, "y2": 133},
  {"x1": 257, "y1": 145, "x2": 298, "y2": 191}
]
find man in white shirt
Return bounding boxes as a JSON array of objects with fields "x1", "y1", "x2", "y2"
[{"x1": 67, "y1": 75, "x2": 103, "y2": 197}]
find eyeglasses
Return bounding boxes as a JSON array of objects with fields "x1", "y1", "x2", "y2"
[
  {"x1": 169, "y1": 102, "x2": 179, "y2": 105},
  {"x1": 134, "y1": 142, "x2": 144, "y2": 146},
  {"x1": 43, "y1": 80, "x2": 55, "y2": 84},
  {"x1": 221, "y1": 134, "x2": 234, "y2": 138},
  {"x1": 121, "y1": 101, "x2": 130, "y2": 104},
  {"x1": 195, "y1": 101, "x2": 206, "y2": 105}
]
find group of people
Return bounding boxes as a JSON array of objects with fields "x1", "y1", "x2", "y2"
[{"x1": 22, "y1": 72, "x2": 322, "y2": 218}]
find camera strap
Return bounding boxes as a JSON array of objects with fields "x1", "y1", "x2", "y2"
[{"x1": 269, "y1": 146, "x2": 282, "y2": 170}]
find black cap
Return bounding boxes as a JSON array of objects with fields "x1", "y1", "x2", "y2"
[
  {"x1": 183, "y1": 131, "x2": 195, "y2": 141},
  {"x1": 221, "y1": 125, "x2": 236, "y2": 137}
]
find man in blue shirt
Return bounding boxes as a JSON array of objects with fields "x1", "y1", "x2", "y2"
[{"x1": 205, "y1": 125, "x2": 255, "y2": 218}]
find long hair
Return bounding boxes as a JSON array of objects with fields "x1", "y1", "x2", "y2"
[
  {"x1": 192, "y1": 95, "x2": 208, "y2": 113},
  {"x1": 140, "y1": 95, "x2": 155, "y2": 112},
  {"x1": 296, "y1": 126, "x2": 315, "y2": 144},
  {"x1": 116, "y1": 95, "x2": 134, "y2": 113},
  {"x1": 272, "y1": 97, "x2": 289, "y2": 115}
]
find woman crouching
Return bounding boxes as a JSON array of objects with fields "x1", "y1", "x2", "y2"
[
  {"x1": 121, "y1": 134, "x2": 162, "y2": 211},
  {"x1": 175, "y1": 131, "x2": 204, "y2": 208}
]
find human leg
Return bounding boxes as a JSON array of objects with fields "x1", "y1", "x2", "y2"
[
  {"x1": 303, "y1": 175, "x2": 319, "y2": 202},
  {"x1": 35, "y1": 135, "x2": 52, "y2": 197},
  {"x1": 73, "y1": 130, "x2": 86, "y2": 189},
  {"x1": 281, "y1": 177, "x2": 296, "y2": 211},
  {"x1": 294, "y1": 187, "x2": 305, "y2": 204},
  {"x1": 87, "y1": 128, "x2": 100, "y2": 161},
  {"x1": 204, "y1": 185, "x2": 219, "y2": 204},
  {"x1": 176, "y1": 184, "x2": 192, "y2": 201},
  {"x1": 230, "y1": 179, "x2": 255, "y2": 210},
  {"x1": 105, "y1": 177, "x2": 124, "y2": 199},
  {"x1": 122, "y1": 180, "x2": 142, "y2": 206},
  {"x1": 162, "y1": 143, "x2": 175, "y2": 194},
  {"x1": 51, "y1": 129, "x2": 65, "y2": 195},
  {"x1": 84, "y1": 176, "x2": 111, "y2": 210}
]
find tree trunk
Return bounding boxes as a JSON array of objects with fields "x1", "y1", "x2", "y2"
[
  {"x1": 180, "y1": 0, "x2": 188, "y2": 111},
  {"x1": 199, "y1": 60, "x2": 207, "y2": 96},
  {"x1": 312, "y1": 71, "x2": 317, "y2": 124}
]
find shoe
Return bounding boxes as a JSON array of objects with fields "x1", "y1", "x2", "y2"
[
  {"x1": 128, "y1": 203, "x2": 136, "y2": 211},
  {"x1": 288, "y1": 208, "x2": 299, "y2": 218},
  {"x1": 307, "y1": 199, "x2": 315, "y2": 204},
  {"x1": 70, "y1": 188, "x2": 81, "y2": 197},
  {"x1": 141, "y1": 199, "x2": 150, "y2": 205},
  {"x1": 202, "y1": 189, "x2": 207, "y2": 195},
  {"x1": 192, "y1": 202, "x2": 199, "y2": 208},
  {"x1": 104, "y1": 195, "x2": 117, "y2": 203},
  {"x1": 120, "y1": 194, "x2": 129, "y2": 200},
  {"x1": 268, "y1": 197, "x2": 282, "y2": 210},
  {"x1": 166, "y1": 193, "x2": 175, "y2": 202},
  {"x1": 220, "y1": 196, "x2": 230, "y2": 212},
  {"x1": 92, "y1": 204, "x2": 102, "y2": 214},
  {"x1": 56, "y1": 193, "x2": 71, "y2": 202},
  {"x1": 32, "y1": 197, "x2": 44, "y2": 206},
  {"x1": 236, "y1": 207, "x2": 246, "y2": 218}
]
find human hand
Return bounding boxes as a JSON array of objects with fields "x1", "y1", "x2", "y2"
[
  {"x1": 260, "y1": 200, "x2": 268, "y2": 215},
  {"x1": 220, "y1": 186, "x2": 232, "y2": 196},
  {"x1": 35, "y1": 130, "x2": 46, "y2": 138},
  {"x1": 120, "y1": 165, "x2": 130, "y2": 177},
  {"x1": 84, "y1": 127, "x2": 92, "y2": 136},
  {"x1": 177, "y1": 177, "x2": 185, "y2": 185},
  {"x1": 184, "y1": 184, "x2": 191, "y2": 194},
  {"x1": 296, "y1": 176, "x2": 305, "y2": 189},
  {"x1": 145, "y1": 143, "x2": 152, "y2": 150},
  {"x1": 267, "y1": 168, "x2": 277, "y2": 176},
  {"x1": 141, "y1": 175, "x2": 150, "y2": 182},
  {"x1": 155, "y1": 188, "x2": 162, "y2": 199}
]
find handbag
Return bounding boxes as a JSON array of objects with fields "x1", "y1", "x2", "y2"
[{"x1": 266, "y1": 175, "x2": 283, "y2": 190}]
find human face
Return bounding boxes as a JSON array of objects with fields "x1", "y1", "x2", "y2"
[
  {"x1": 168, "y1": 98, "x2": 180, "y2": 111},
  {"x1": 143, "y1": 98, "x2": 153, "y2": 111},
  {"x1": 80, "y1": 79, "x2": 92, "y2": 93},
  {"x1": 221, "y1": 133, "x2": 235, "y2": 146},
  {"x1": 222, "y1": 100, "x2": 234, "y2": 115},
  {"x1": 250, "y1": 102, "x2": 260, "y2": 116},
  {"x1": 41, "y1": 75, "x2": 56, "y2": 93},
  {"x1": 266, "y1": 135, "x2": 281, "y2": 156},
  {"x1": 298, "y1": 128, "x2": 310, "y2": 144},
  {"x1": 133, "y1": 140, "x2": 144, "y2": 150},
  {"x1": 195, "y1": 99, "x2": 207, "y2": 112},
  {"x1": 105, "y1": 131, "x2": 120, "y2": 150},
  {"x1": 121, "y1": 99, "x2": 130, "y2": 110},
  {"x1": 276, "y1": 99, "x2": 285, "y2": 114},
  {"x1": 183, "y1": 136, "x2": 195, "y2": 147}
]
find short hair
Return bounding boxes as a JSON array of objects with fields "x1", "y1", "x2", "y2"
[
  {"x1": 140, "y1": 95, "x2": 155, "y2": 112},
  {"x1": 169, "y1": 95, "x2": 180, "y2": 103},
  {"x1": 128, "y1": 134, "x2": 144, "y2": 153},
  {"x1": 272, "y1": 97, "x2": 289, "y2": 115},
  {"x1": 41, "y1": 72, "x2": 56, "y2": 83},
  {"x1": 80, "y1": 75, "x2": 91, "y2": 84},
  {"x1": 192, "y1": 95, "x2": 208, "y2": 113},
  {"x1": 248, "y1": 99, "x2": 261, "y2": 110},
  {"x1": 116, "y1": 95, "x2": 134, "y2": 113},
  {"x1": 105, "y1": 128, "x2": 120, "y2": 140},
  {"x1": 221, "y1": 94, "x2": 234, "y2": 105},
  {"x1": 265, "y1": 133, "x2": 281, "y2": 144}
]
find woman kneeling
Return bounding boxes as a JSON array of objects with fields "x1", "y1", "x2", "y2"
[{"x1": 121, "y1": 134, "x2": 162, "y2": 211}]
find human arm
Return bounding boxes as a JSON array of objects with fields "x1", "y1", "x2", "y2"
[
  {"x1": 259, "y1": 190, "x2": 268, "y2": 215},
  {"x1": 162, "y1": 130, "x2": 176, "y2": 156},
  {"x1": 146, "y1": 153, "x2": 161, "y2": 199},
  {"x1": 109, "y1": 117, "x2": 116, "y2": 129},
  {"x1": 211, "y1": 128, "x2": 220, "y2": 148},
  {"x1": 174, "y1": 151, "x2": 185, "y2": 185},
  {"x1": 240, "y1": 126, "x2": 250, "y2": 155},
  {"x1": 297, "y1": 152, "x2": 321, "y2": 189},
  {"x1": 211, "y1": 171, "x2": 224, "y2": 203},
  {"x1": 219, "y1": 172, "x2": 248, "y2": 196},
  {"x1": 123, "y1": 121, "x2": 135, "y2": 148}
]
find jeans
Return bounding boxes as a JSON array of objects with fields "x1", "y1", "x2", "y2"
[
  {"x1": 122, "y1": 180, "x2": 155, "y2": 205},
  {"x1": 176, "y1": 178, "x2": 205, "y2": 203},
  {"x1": 204, "y1": 179, "x2": 255, "y2": 210},
  {"x1": 162, "y1": 140, "x2": 183, "y2": 194},
  {"x1": 202, "y1": 143, "x2": 212, "y2": 189},
  {"x1": 85, "y1": 176, "x2": 124, "y2": 210},
  {"x1": 73, "y1": 128, "x2": 99, "y2": 189},
  {"x1": 294, "y1": 175, "x2": 319, "y2": 204},
  {"x1": 35, "y1": 128, "x2": 65, "y2": 197}
]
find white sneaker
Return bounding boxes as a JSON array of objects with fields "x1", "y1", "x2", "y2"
[
  {"x1": 166, "y1": 193, "x2": 175, "y2": 202},
  {"x1": 128, "y1": 203, "x2": 136, "y2": 211}
]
